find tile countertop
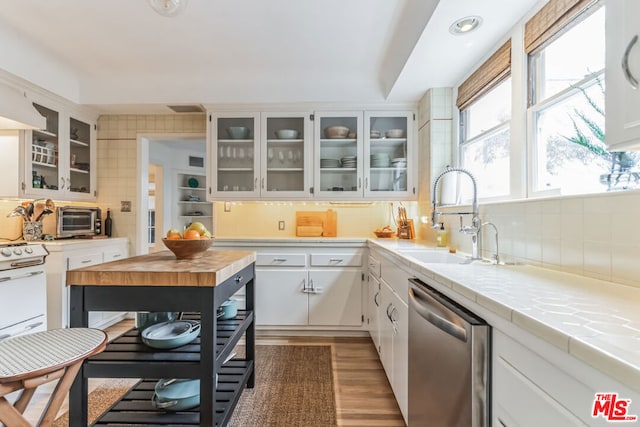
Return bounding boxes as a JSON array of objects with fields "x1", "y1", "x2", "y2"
[{"x1": 368, "y1": 239, "x2": 640, "y2": 394}]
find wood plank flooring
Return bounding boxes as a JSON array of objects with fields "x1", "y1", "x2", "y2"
[{"x1": 15, "y1": 322, "x2": 405, "y2": 426}]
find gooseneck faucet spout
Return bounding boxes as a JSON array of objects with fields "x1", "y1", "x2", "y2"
[{"x1": 431, "y1": 167, "x2": 482, "y2": 260}]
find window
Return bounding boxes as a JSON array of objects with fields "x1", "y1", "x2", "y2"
[
  {"x1": 529, "y1": 4, "x2": 638, "y2": 194},
  {"x1": 460, "y1": 78, "x2": 511, "y2": 198}
]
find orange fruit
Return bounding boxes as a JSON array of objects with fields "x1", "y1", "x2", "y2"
[
  {"x1": 183, "y1": 229, "x2": 201, "y2": 240},
  {"x1": 166, "y1": 228, "x2": 182, "y2": 239}
]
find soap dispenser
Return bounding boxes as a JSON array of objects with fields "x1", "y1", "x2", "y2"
[{"x1": 436, "y1": 223, "x2": 447, "y2": 247}]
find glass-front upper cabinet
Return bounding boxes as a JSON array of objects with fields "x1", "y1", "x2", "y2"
[
  {"x1": 364, "y1": 111, "x2": 415, "y2": 199},
  {"x1": 314, "y1": 112, "x2": 363, "y2": 199},
  {"x1": 25, "y1": 103, "x2": 97, "y2": 200},
  {"x1": 68, "y1": 115, "x2": 94, "y2": 197},
  {"x1": 28, "y1": 104, "x2": 60, "y2": 195},
  {"x1": 210, "y1": 113, "x2": 260, "y2": 199},
  {"x1": 261, "y1": 113, "x2": 312, "y2": 198}
]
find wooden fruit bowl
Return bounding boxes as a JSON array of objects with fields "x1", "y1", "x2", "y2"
[{"x1": 162, "y1": 238, "x2": 214, "y2": 259}]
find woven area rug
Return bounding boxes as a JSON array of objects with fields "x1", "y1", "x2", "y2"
[{"x1": 54, "y1": 345, "x2": 336, "y2": 427}]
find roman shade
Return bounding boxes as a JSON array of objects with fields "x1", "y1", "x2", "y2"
[
  {"x1": 524, "y1": 0, "x2": 599, "y2": 54},
  {"x1": 456, "y1": 40, "x2": 511, "y2": 111}
]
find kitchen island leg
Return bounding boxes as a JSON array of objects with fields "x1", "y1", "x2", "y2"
[{"x1": 68, "y1": 286, "x2": 89, "y2": 427}]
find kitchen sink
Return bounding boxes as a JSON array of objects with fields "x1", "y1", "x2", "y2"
[{"x1": 398, "y1": 250, "x2": 469, "y2": 264}]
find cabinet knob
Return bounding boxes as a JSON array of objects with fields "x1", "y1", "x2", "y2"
[
  {"x1": 234, "y1": 275, "x2": 243, "y2": 283},
  {"x1": 60, "y1": 177, "x2": 65, "y2": 190}
]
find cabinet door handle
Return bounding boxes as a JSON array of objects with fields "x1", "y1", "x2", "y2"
[
  {"x1": 302, "y1": 278, "x2": 311, "y2": 293},
  {"x1": 358, "y1": 177, "x2": 362, "y2": 189},
  {"x1": 374, "y1": 291, "x2": 380, "y2": 307},
  {"x1": 67, "y1": 178, "x2": 71, "y2": 189},
  {"x1": 81, "y1": 259, "x2": 92, "y2": 264},
  {"x1": 622, "y1": 34, "x2": 639, "y2": 89},
  {"x1": 254, "y1": 177, "x2": 258, "y2": 190},
  {"x1": 60, "y1": 177, "x2": 65, "y2": 190},
  {"x1": 261, "y1": 177, "x2": 265, "y2": 189},
  {"x1": 365, "y1": 177, "x2": 369, "y2": 189}
]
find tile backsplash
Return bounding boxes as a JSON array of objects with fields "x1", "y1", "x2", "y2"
[{"x1": 435, "y1": 191, "x2": 640, "y2": 288}]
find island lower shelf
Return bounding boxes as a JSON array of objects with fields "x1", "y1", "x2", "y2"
[
  {"x1": 91, "y1": 361, "x2": 254, "y2": 427},
  {"x1": 86, "y1": 311, "x2": 254, "y2": 427},
  {"x1": 84, "y1": 311, "x2": 253, "y2": 378}
]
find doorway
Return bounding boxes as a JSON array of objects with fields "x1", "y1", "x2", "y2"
[{"x1": 136, "y1": 134, "x2": 207, "y2": 255}]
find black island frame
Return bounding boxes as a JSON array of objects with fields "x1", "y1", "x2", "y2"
[{"x1": 68, "y1": 262, "x2": 255, "y2": 427}]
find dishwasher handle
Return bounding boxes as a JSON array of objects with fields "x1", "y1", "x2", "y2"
[{"x1": 409, "y1": 286, "x2": 467, "y2": 342}]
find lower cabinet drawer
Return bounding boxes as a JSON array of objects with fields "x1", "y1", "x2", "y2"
[
  {"x1": 256, "y1": 253, "x2": 306, "y2": 267},
  {"x1": 310, "y1": 253, "x2": 362, "y2": 267},
  {"x1": 68, "y1": 252, "x2": 103, "y2": 270}
]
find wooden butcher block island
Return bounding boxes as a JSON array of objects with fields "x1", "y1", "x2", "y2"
[{"x1": 66, "y1": 250, "x2": 256, "y2": 427}]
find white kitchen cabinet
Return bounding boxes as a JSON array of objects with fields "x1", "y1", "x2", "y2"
[
  {"x1": 492, "y1": 330, "x2": 588, "y2": 426},
  {"x1": 209, "y1": 112, "x2": 261, "y2": 199},
  {"x1": 605, "y1": 0, "x2": 640, "y2": 150},
  {"x1": 367, "y1": 272, "x2": 382, "y2": 352},
  {"x1": 375, "y1": 249, "x2": 412, "y2": 423},
  {"x1": 255, "y1": 268, "x2": 309, "y2": 325},
  {"x1": 24, "y1": 102, "x2": 97, "y2": 200},
  {"x1": 380, "y1": 280, "x2": 409, "y2": 423},
  {"x1": 314, "y1": 110, "x2": 416, "y2": 200},
  {"x1": 44, "y1": 238, "x2": 129, "y2": 330},
  {"x1": 208, "y1": 112, "x2": 313, "y2": 200},
  {"x1": 308, "y1": 269, "x2": 362, "y2": 326},
  {"x1": 174, "y1": 172, "x2": 212, "y2": 232},
  {"x1": 213, "y1": 244, "x2": 366, "y2": 329},
  {"x1": 364, "y1": 111, "x2": 416, "y2": 198},
  {"x1": 260, "y1": 112, "x2": 313, "y2": 198},
  {"x1": 208, "y1": 108, "x2": 417, "y2": 201},
  {"x1": 255, "y1": 254, "x2": 363, "y2": 327},
  {"x1": 314, "y1": 111, "x2": 364, "y2": 199}
]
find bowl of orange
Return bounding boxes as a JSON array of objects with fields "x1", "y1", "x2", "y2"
[{"x1": 162, "y1": 233, "x2": 214, "y2": 260}]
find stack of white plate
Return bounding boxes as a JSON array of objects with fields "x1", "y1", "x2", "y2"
[
  {"x1": 391, "y1": 157, "x2": 407, "y2": 168},
  {"x1": 370, "y1": 153, "x2": 390, "y2": 168},
  {"x1": 320, "y1": 158, "x2": 341, "y2": 168},
  {"x1": 341, "y1": 155, "x2": 357, "y2": 168}
]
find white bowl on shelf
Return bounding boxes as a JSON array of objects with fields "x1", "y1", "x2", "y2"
[{"x1": 275, "y1": 129, "x2": 299, "y2": 139}]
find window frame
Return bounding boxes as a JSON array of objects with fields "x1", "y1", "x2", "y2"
[
  {"x1": 459, "y1": 77, "x2": 513, "y2": 202},
  {"x1": 526, "y1": 3, "x2": 605, "y2": 198}
]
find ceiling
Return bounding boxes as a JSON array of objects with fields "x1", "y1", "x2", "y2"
[{"x1": 0, "y1": 0, "x2": 541, "y2": 114}]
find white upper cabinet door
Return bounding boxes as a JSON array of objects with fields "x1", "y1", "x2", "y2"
[
  {"x1": 314, "y1": 111, "x2": 364, "y2": 199},
  {"x1": 260, "y1": 112, "x2": 312, "y2": 199},
  {"x1": 209, "y1": 112, "x2": 261, "y2": 200},
  {"x1": 364, "y1": 111, "x2": 416, "y2": 199},
  {"x1": 605, "y1": 0, "x2": 640, "y2": 150}
]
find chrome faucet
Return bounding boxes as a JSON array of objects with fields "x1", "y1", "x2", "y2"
[
  {"x1": 480, "y1": 221, "x2": 500, "y2": 264},
  {"x1": 431, "y1": 167, "x2": 482, "y2": 260}
]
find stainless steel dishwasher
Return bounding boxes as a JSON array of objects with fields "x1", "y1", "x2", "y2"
[{"x1": 408, "y1": 278, "x2": 490, "y2": 427}]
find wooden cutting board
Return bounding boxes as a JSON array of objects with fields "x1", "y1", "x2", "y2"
[{"x1": 295, "y1": 209, "x2": 337, "y2": 237}]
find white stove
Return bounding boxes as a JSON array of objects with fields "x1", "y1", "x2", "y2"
[{"x1": 0, "y1": 242, "x2": 49, "y2": 341}]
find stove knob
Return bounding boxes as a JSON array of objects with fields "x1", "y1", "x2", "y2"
[
  {"x1": 1, "y1": 248, "x2": 11, "y2": 257},
  {"x1": 24, "y1": 247, "x2": 33, "y2": 254},
  {"x1": 13, "y1": 248, "x2": 22, "y2": 255}
]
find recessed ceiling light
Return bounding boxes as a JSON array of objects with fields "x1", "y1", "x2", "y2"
[{"x1": 449, "y1": 16, "x2": 482, "y2": 35}]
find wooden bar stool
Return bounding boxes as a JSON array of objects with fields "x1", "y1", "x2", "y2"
[{"x1": 0, "y1": 328, "x2": 107, "y2": 427}]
